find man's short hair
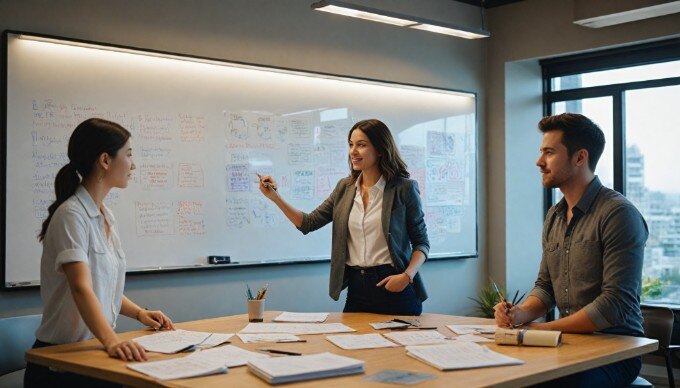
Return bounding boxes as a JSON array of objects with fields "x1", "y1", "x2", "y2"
[{"x1": 538, "y1": 113, "x2": 605, "y2": 172}]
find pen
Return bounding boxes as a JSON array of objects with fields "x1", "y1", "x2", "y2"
[
  {"x1": 392, "y1": 326, "x2": 438, "y2": 330},
  {"x1": 256, "y1": 172, "x2": 277, "y2": 191},
  {"x1": 246, "y1": 284, "x2": 254, "y2": 300},
  {"x1": 258, "y1": 348, "x2": 302, "y2": 356},
  {"x1": 392, "y1": 318, "x2": 419, "y2": 326}
]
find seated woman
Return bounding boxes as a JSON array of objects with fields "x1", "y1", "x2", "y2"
[{"x1": 25, "y1": 118, "x2": 175, "y2": 388}]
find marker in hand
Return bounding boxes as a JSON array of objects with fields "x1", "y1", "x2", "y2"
[{"x1": 256, "y1": 172, "x2": 277, "y2": 191}]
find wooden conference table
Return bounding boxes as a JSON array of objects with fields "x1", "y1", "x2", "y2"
[{"x1": 26, "y1": 312, "x2": 658, "y2": 387}]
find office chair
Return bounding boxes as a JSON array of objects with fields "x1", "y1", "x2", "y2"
[
  {"x1": 639, "y1": 305, "x2": 680, "y2": 388},
  {"x1": 0, "y1": 314, "x2": 42, "y2": 388}
]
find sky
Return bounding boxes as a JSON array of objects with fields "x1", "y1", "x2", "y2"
[{"x1": 556, "y1": 61, "x2": 680, "y2": 194}]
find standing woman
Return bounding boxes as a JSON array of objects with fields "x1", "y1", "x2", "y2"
[
  {"x1": 259, "y1": 119, "x2": 429, "y2": 315},
  {"x1": 25, "y1": 118, "x2": 175, "y2": 388}
]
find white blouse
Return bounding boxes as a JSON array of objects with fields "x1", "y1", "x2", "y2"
[
  {"x1": 347, "y1": 175, "x2": 392, "y2": 267},
  {"x1": 35, "y1": 185, "x2": 126, "y2": 344}
]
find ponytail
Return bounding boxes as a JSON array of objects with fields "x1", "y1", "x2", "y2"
[
  {"x1": 38, "y1": 163, "x2": 81, "y2": 241},
  {"x1": 37, "y1": 117, "x2": 131, "y2": 242}
]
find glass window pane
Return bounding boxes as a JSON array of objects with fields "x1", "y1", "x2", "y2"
[
  {"x1": 552, "y1": 60, "x2": 680, "y2": 91},
  {"x1": 550, "y1": 97, "x2": 614, "y2": 205},
  {"x1": 626, "y1": 84, "x2": 680, "y2": 304}
]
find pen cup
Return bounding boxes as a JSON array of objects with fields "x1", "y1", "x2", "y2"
[{"x1": 248, "y1": 299, "x2": 265, "y2": 322}]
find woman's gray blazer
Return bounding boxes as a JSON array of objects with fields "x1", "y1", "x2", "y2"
[{"x1": 297, "y1": 176, "x2": 430, "y2": 302}]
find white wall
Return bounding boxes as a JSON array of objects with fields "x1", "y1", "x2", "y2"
[
  {"x1": 0, "y1": 0, "x2": 488, "y2": 331},
  {"x1": 486, "y1": 0, "x2": 680, "y2": 293}
]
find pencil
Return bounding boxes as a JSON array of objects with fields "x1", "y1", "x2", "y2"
[
  {"x1": 489, "y1": 277, "x2": 506, "y2": 304},
  {"x1": 515, "y1": 292, "x2": 527, "y2": 306}
]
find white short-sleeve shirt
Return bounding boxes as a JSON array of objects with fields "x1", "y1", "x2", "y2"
[
  {"x1": 347, "y1": 175, "x2": 392, "y2": 267},
  {"x1": 35, "y1": 185, "x2": 126, "y2": 344}
]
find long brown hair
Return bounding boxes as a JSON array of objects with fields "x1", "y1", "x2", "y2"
[
  {"x1": 347, "y1": 119, "x2": 409, "y2": 184},
  {"x1": 38, "y1": 118, "x2": 131, "y2": 241}
]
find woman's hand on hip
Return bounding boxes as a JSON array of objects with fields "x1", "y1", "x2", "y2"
[{"x1": 376, "y1": 273, "x2": 410, "y2": 292}]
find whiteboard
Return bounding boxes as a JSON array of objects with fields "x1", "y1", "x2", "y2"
[{"x1": 3, "y1": 32, "x2": 478, "y2": 286}]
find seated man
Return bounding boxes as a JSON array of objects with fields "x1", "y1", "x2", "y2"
[{"x1": 495, "y1": 113, "x2": 648, "y2": 387}]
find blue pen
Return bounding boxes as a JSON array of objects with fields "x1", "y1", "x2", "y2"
[{"x1": 246, "y1": 284, "x2": 254, "y2": 300}]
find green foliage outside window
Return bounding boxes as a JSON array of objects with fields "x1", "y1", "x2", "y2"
[{"x1": 641, "y1": 275, "x2": 665, "y2": 302}]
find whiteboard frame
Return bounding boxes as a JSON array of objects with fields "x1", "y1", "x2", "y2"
[{"x1": 1, "y1": 30, "x2": 479, "y2": 290}]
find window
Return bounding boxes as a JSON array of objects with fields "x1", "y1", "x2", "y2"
[{"x1": 541, "y1": 39, "x2": 680, "y2": 304}]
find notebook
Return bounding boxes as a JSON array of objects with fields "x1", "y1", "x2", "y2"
[
  {"x1": 247, "y1": 352, "x2": 365, "y2": 384},
  {"x1": 406, "y1": 342, "x2": 523, "y2": 371}
]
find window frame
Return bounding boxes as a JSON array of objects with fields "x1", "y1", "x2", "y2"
[
  {"x1": 540, "y1": 38, "x2": 680, "y2": 307},
  {"x1": 540, "y1": 38, "x2": 680, "y2": 213}
]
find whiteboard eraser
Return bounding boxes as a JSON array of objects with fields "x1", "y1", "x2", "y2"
[{"x1": 208, "y1": 256, "x2": 231, "y2": 264}]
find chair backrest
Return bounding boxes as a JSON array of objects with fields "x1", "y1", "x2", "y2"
[
  {"x1": 0, "y1": 314, "x2": 42, "y2": 376},
  {"x1": 641, "y1": 305, "x2": 674, "y2": 351}
]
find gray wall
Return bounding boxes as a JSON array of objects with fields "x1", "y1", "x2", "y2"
[
  {"x1": 0, "y1": 0, "x2": 488, "y2": 331},
  {"x1": 486, "y1": 0, "x2": 680, "y2": 294}
]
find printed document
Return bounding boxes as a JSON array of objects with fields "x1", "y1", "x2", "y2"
[
  {"x1": 127, "y1": 353, "x2": 227, "y2": 380},
  {"x1": 451, "y1": 334, "x2": 494, "y2": 343},
  {"x1": 127, "y1": 345, "x2": 269, "y2": 380},
  {"x1": 383, "y1": 330, "x2": 450, "y2": 346},
  {"x1": 237, "y1": 333, "x2": 303, "y2": 343},
  {"x1": 406, "y1": 342, "x2": 523, "y2": 371},
  {"x1": 240, "y1": 323, "x2": 355, "y2": 335},
  {"x1": 133, "y1": 329, "x2": 233, "y2": 353},
  {"x1": 446, "y1": 324, "x2": 497, "y2": 335},
  {"x1": 370, "y1": 321, "x2": 410, "y2": 330},
  {"x1": 326, "y1": 334, "x2": 399, "y2": 350},
  {"x1": 273, "y1": 312, "x2": 329, "y2": 323}
]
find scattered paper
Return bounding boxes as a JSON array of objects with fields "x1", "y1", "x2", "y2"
[
  {"x1": 133, "y1": 329, "x2": 233, "y2": 354},
  {"x1": 240, "y1": 323, "x2": 355, "y2": 335},
  {"x1": 406, "y1": 342, "x2": 523, "y2": 371},
  {"x1": 127, "y1": 352, "x2": 227, "y2": 380},
  {"x1": 364, "y1": 369, "x2": 436, "y2": 385},
  {"x1": 451, "y1": 334, "x2": 493, "y2": 343},
  {"x1": 383, "y1": 330, "x2": 449, "y2": 346},
  {"x1": 195, "y1": 345, "x2": 271, "y2": 367},
  {"x1": 273, "y1": 312, "x2": 329, "y2": 323},
  {"x1": 198, "y1": 333, "x2": 235, "y2": 348},
  {"x1": 127, "y1": 344, "x2": 270, "y2": 380},
  {"x1": 237, "y1": 333, "x2": 303, "y2": 343},
  {"x1": 446, "y1": 324, "x2": 497, "y2": 335},
  {"x1": 370, "y1": 321, "x2": 410, "y2": 330},
  {"x1": 326, "y1": 334, "x2": 399, "y2": 350}
]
